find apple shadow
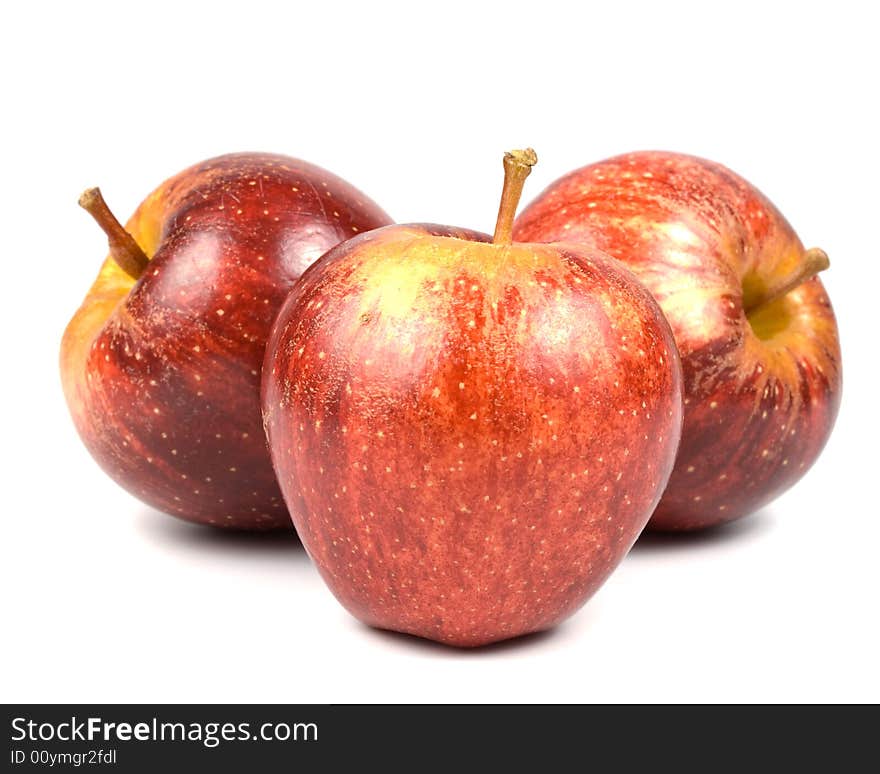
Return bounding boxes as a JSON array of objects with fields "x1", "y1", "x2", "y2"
[
  {"x1": 135, "y1": 508, "x2": 307, "y2": 559},
  {"x1": 360, "y1": 623, "x2": 562, "y2": 657},
  {"x1": 630, "y1": 507, "x2": 773, "y2": 554}
]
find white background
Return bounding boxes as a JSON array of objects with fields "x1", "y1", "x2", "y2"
[{"x1": 2, "y1": 1, "x2": 878, "y2": 703}]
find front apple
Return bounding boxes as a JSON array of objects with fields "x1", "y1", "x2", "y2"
[{"x1": 263, "y1": 151, "x2": 683, "y2": 645}]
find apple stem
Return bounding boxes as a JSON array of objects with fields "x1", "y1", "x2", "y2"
[
  {"x1": 744, "y1": 248, "x2": 830, "y2": 315},
  {"x1": 492, "y1": 148, "x2": 538, "y2": 245},
  {"x1": 78, "y1": 187, "x2": 149, "y2": 280}
]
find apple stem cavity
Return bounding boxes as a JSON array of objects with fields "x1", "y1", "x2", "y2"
[
  {"x1": 492, "y1": 148, "x2": 538, "y2": 245},
  {"x1": 78, "y1": 187, "x2": 150, "y2": 280},
  {"x1": 744, "y1": 247, "x2": 830, "y2": 315}
]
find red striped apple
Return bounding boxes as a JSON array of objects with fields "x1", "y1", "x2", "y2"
[
  {"x1": 514, "y1": 151, "x2": 841, "y2": 531},
  {"x1": 262, "y1": 150, "x2": 683, "y2": 646},
  {"x1": 61, "y1": 153, "x2": 391, "y2": 529}
]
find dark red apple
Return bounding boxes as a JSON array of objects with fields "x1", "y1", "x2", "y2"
[
  {"x1": 514, "y1": 151, "x2": 841, "y2": 531},
  {"x1": 61, "y1": 153, "x2": 391, "y2": 529},
  {"x1": 262, "y1": 150, "x2": 683, "y2": 646}
]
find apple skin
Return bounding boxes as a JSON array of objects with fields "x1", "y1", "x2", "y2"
[
  {"x1": 262, "y1": 222, "x2": 683, "y2": 646},
  {"x1": 513, "y1": 151, "x2": 842, "y2": 531},
  {"x1": 61, "y1": 153, "x2": 391, "y2": 529}
]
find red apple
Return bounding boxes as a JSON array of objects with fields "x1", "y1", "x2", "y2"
[
  {"x1": 262, "y1": 150, "x2": 683, "y2": 646},
  {"x1": 61, "y1": 153, "x2": 391, "y2": 529},
  {"x1": 514, "y1": 151, "x2": 841, "y2": 531}
]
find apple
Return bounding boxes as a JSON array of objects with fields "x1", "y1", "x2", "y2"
[
  {"x1": 514, "y1": 151, "x2": 842, "y2": 531},
  {"x1": 61, "y1": 153, "x2": 391, "y2": 529},
  {"x1": 262, "y1": 150, "x2": 683, "y2": 646}
]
